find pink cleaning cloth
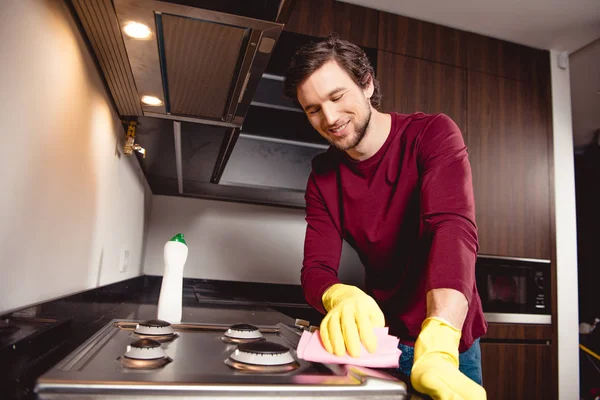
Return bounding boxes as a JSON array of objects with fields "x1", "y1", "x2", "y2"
[{"x1": 296, "y1": 327, "x2": 401, "y2": 368}]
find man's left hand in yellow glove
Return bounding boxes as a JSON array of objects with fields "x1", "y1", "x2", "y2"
[
  {"x1": 410, "y1": 288, "x2": 486, "y2": 400},
  {"x1": 411, "y1": 317, "x2": 486, "y2": 400}
]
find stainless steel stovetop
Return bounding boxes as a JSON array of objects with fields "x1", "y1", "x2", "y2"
[{"x1": 35, "y1": 308, "x2": 408, "y2": 399}]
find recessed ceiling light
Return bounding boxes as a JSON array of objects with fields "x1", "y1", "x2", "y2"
[
  {"x1": 123, "y1": 22, "x2": 152, "y2": 39},
  {"x1": 141, "y1": 96, "x2": 163, "y2": 106}
]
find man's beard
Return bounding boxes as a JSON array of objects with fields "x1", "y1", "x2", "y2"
[{"x1": 330, "y1": 106, "x2": 372, "y2": 152}]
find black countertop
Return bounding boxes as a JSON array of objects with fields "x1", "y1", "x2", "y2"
[{"x1": 1, "y1": 275, "x2": 420, "y2": 400}]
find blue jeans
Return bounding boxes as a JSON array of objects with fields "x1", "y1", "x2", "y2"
[{"x1": 397, "y1": 338, "x2": 483, "y2": 385}]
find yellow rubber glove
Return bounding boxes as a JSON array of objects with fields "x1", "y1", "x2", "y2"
[
  {"x1": 411, "y1": 317, "x2": 487, "y2": 400},
  {"x1": 320, "y1": 283, "x2": 386, "y2": 357}
]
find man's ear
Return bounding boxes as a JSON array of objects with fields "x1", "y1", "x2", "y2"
[{"x1": 363, "y1": 74, "x2": 375, "y2": 99}]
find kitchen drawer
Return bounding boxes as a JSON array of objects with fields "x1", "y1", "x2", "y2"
[
  {"x1": 481, "y1": 342, "x2": 554, "y2": 400},
  {"x1": 484, "y1": 323, "x2": 553, "y2": 341}
]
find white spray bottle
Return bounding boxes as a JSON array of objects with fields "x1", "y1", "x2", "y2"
[{"x1": 157, "y1": 233, "x2": 188, "y2": 324}]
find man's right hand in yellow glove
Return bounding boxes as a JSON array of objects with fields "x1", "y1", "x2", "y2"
[{"x1": 320, "y1": 283, "x2": 386, "y2": 357}]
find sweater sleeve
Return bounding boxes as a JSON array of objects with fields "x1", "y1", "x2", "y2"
[
  {"x1": 301, "y1": 171, "x2": 343, "y2": 314},
  {"x1": 418, "y1": 114, "x2": 479, "y2": 305}
]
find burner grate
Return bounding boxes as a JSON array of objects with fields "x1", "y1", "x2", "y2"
[
  {"x1": 222, "y1": 323, "x2": 265, "y2": 344},
  {"x1": 226, "y1": 340, "x2": 299, "y2": 372},
  {"x1": 224, "y1": 357, "x2": 300, "y2": 373}
]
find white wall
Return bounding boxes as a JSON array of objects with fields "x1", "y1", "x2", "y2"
[
  {"x1": 550, "y1": 50, "x2": 580, "y2": 399},
  {"x1": 143, "y1": 196, "x2": 364, "y2": 288},
  {"x1": 0, "y1": 0, "x2": 151, "y2": 314}
]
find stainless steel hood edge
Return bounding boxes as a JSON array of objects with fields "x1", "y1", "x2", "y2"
[
  {"x1": 70, "y1": 0, "x2": 284, "y2": 128},
  {"x1": 70, "y1": 0, "x2": 144, "y2": 117},
  {"x1": 115, "y1": 0, "x2": 284, "y2": 127}
]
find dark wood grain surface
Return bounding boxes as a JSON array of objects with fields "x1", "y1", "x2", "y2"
[
  {"x1": 332, "y1": 1, "x2": 379, "y2": 48},
  {"x1": 467, "y1": 70, "x2": 551, "y2": 259},
  {"x1": 484, "y1": 323, "x2": 553, "y2": 341},
  {"x1": 378, "y1": 11, "x2": 467, "y2": 67},
  {"x1": 466, "y1": 32, "x2": 550, "y2": 87},
  {"x1": 481, "y1": 342, "x2": 554, "y2": 400},
  {"x1": 284, "y1": 0, "x2": 333, "y2": 37},
  {"x1": 376, "y1": 50, "x2": 467, "y2": 137},
  {"x1": 284, "y1": 0, "x2": 379, "y2": 48}
]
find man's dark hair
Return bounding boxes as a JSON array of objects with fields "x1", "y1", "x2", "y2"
[{"x1": 283, "y1": 34, "x2": 382, "y2": 110}]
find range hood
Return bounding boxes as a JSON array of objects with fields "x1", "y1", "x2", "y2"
[{"x1": 70, "y1": 0, "x2": 290, "y2": 128}]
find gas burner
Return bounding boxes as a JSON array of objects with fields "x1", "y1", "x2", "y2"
[
  {"x1": 119, "y1": 338, "x2": 172, "y2": 369},
  {"x1": 0, "y1": 320, "x2": 20, "y2": 337},
  {"x1": 132, "y1": 319, "x2": 178, "y2": 343},
  {"x1": 221, "y1": 323, "x2": 265, "y2": 344},
  {"x1": 225, "y1": 341, "x2": 299, "y2": 373}
]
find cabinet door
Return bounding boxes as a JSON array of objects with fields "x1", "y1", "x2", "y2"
[
  {"x1": 467, "y1": 32, "x2": 550, "y2": 88},
  {"x1": 378, "y1": 11, "x2": 466, "y2": 67},
  {"x1": 284, "y1": 0, "x2": 379, "y2": 48},
  {"x1": 376, "y1": 50, "x2": 467, "y2": 136},
  {"x1": 332, "y1": 1, "x2": 378, "y2": 48},
  {"x1": 467, "y1": 70, "x2": 551, "y2": 259},
  {"x1": 481, "y1": 342, "x2": 554, "y2": 400},
  {"x1": 284, "y1": 0, "x2": 333, "y2": 37}
]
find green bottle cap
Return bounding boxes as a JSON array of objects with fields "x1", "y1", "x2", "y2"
[{"x1": 169, "y1": 233, "x2": 187, "y2": 245}]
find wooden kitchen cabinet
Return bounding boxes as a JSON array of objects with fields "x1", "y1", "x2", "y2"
[
  {"x1": 481, "y1": 342, "x2": 553, "y2": 400},
  {"x1": 484, "y1": 323, "x2": 553, "y2": 340},
  {"x1": 466, "y1": 32, "x2": 550, "y2": 88},
  {"x1": 378, "y1": 11, "x2": 467, "y2": 67},
  {"x1": 284, "y1": 0, "x2": 333, "y2": 37},
  {"x1": 372, "y1": 8, "x2": 553, "y2": 261},
  {"x1": 481, "y1": 323, "x2": 554, "y2": 399},
  {"x1": 467, "y1": 70, "x2": 552, "y2": 259},
  {"x1": 376, "y1": 50, "x2": 468, "y2": 136},
  {"x1": 284, "y1": 0, "x2": 379, "y2": 48},
  {"x1": 331, "y1": 1, "x2": 379, "y2": 49}
]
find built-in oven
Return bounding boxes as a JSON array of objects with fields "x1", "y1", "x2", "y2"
[{"x1": 476, "y1": 255, "x2": 552, "y2": 324}]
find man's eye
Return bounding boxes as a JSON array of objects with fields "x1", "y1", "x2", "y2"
[
  {"x1": 308, "y1": 108, "x2": 320, "y2": 115},
  {"x1": 332, "y1": 94, "x2": 344, "y2": 102}
]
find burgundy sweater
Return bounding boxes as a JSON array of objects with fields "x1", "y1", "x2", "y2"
[{"x1": 301, "y1": 112, "x2": 487, "y2": 352}]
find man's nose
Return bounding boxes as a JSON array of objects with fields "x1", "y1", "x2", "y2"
[{"x1": 321, "y1": 104, "x2": 338, "y2": 127}]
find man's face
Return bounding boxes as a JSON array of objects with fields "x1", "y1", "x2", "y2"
[{"x1": 296, "y1": 60, "x2": 374, "y2": 152}]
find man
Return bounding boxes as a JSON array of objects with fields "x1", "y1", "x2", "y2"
[{"x1": 283, "y1": 35, "x2": 488, "y2": 400}]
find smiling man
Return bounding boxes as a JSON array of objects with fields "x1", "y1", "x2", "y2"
[{"x1": 283, "y1": 35, "x2": 488, "y2": 400}]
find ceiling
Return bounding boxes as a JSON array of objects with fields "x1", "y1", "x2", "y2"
[{"x1": 341, "y1": 0, "x2": 600, "y2": 53}]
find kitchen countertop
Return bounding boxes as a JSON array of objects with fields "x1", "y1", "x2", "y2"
[{"x1": 1, "y1": 275, "x2": 424, "y2": 400}]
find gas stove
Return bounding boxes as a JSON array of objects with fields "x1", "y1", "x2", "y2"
[{"x1": 35, "y1": 308, "x2": 408, "y2": 399}]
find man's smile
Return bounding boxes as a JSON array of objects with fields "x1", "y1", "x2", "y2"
[{"x1": 328, "y1": 120, "x2": 350, "y2": 136}]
